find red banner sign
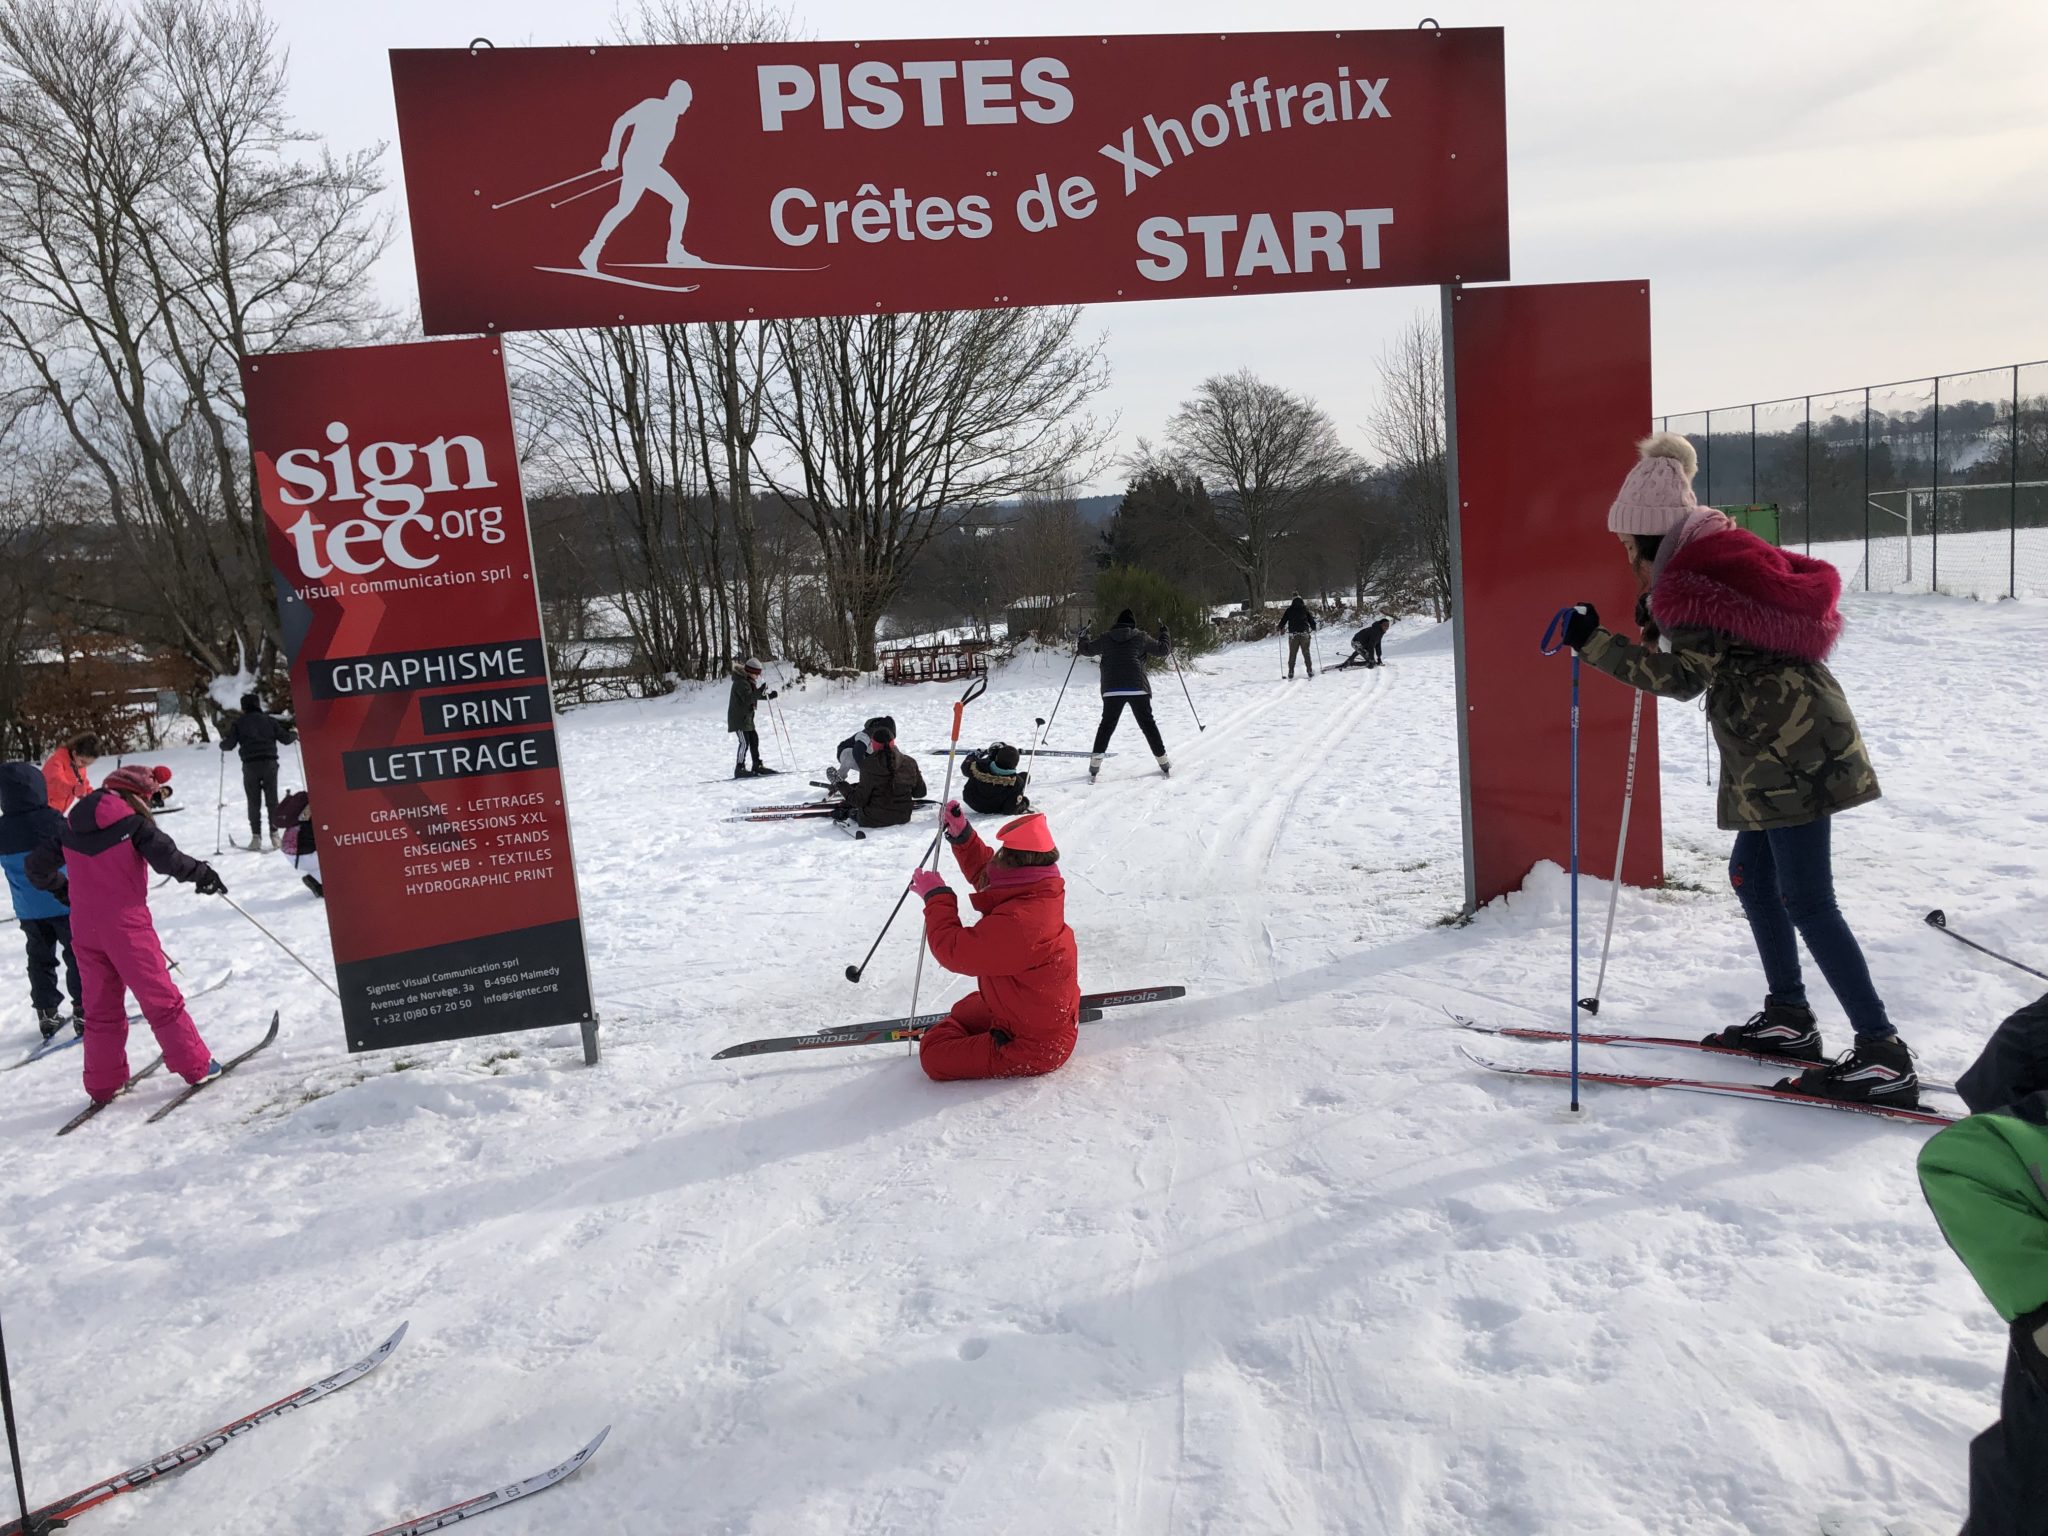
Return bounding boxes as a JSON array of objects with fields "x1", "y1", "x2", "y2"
[
  {"x1": 391, "y1": 27, "x2": 1506, "y2": 334},
  {"x1": 1450, "y1": 281, "x2": 1663, "y2": 907},
  {"x1": 241, "y1": 337, "x2": 595, "y2": 1052}
]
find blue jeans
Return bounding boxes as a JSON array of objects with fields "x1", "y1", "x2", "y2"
[{"x1": 1729, "y1": 818, "x2": 1891, "y2": 1039}]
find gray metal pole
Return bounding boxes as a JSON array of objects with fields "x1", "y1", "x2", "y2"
[
  {"x1": 1932, "y1": 375, "x2": 1941, "y2": 593},
  {"x1": 1803, "y1": 396, "x2": 1812, "y2": 555},
  {"x1": 1862, "y1": 387, "x2": 1872, "y2": 592},
  {"x1": 2013, "y1": 364, "x2": 2023, "y2": 601}
]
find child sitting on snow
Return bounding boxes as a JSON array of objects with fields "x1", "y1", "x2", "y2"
[
  {"x1": 830, "y1": 717, "x2": 926, "y2": 829},
  {"x1": 908, "y1": 805, "x2": 1079, "y2": 1081},
  {"x1": 959, "y1": 742, "x2": 1030, "y2": 816},
  {"x1": 277, "y1": 789, "x2": 321, "y2": 898}
]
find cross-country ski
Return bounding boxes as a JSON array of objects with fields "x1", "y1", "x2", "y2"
[
  {"x1": 359, "y1": 1427, "x2": 610, "y2": 1535},
  {"x1": 0, "y1": 1325, "x2": 406, "y2": 1536},
  {"x1": 1450, "y1": 1016, "x2": 1962, "y2": 1096},
  {"x1": 143, "y1": 1011, "x2": 279, "y2": 1123},
  {"x1": 712, "y1": 984, "x2": 1185, "y2": 1059}
]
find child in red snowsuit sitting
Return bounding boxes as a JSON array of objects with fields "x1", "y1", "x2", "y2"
[
  {"x1": 28, "y1": 764, "x2": 224, "y2": 1103},
  {"x1": 909, "y1": 805, "x2": 1080, "y2": 1082}
]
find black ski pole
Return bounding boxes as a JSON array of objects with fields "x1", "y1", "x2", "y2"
[
  {"x1": 213, "y1": 745, "x2": 226, "y2": 857},
  {"x1": 222, "y1": 895, "x2": 342, "y2": 998},
  {"x1": 843, "y1": 830, "x2": 942, "y2": 983},
  {"x1": 1, "y1": 1308, "x2": 44, "y2": 1536},
  {"x1": 1172, "y1": 651, "x2": 1205, "y2": 731},
  {"x1": 1043, "y1": 639, "x2": 1082, "y2": 744},
  {"x1": 1925, "y1": 911, "x2": 2048, "y2": 982}
]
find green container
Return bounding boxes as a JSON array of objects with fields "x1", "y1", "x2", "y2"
[{"x1": 1724, "y1": 502, "x2": 1781, "y2": 545}]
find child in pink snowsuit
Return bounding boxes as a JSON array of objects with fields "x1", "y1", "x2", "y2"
[{"x1": 28, "y1": 765, "x2": 224, "y2": 1102}]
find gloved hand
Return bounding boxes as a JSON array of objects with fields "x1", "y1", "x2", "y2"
[
  {"x1": 193, "y1": 866, "x2": 228, "y2": 896},
  {"x1": 1561, "y1": 603, "x2": 1599, "y2": 650},
  {"x1": 909, "y1": 868, "x2": 948, "y2": 902},
  {"x1": 766, "y1": 690, "x2": 779, "y2": 700},
  {"x1": 941, "y1": 799, "x2": 969, "y2": 841},
  {"x1": 1157, "y1": 625, "x2": 1170, "y2": 645}
]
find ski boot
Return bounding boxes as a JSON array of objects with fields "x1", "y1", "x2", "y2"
[
  {"x1": 190, "y1": 1058, "x2": 225, "y2": 1087},
  {"x1": 750, "y1": 764, "x2": 778, "y2": 777},
  {"x1": 1701, "y1": 1000, "x2": 1824, "y2": 1062},
  {"x1": 733, "y1": 764, "x2": 750, "y2": 780},
  {"x1": 267, "y1": 830, "x2": 281, "y2": 851},
  {"x1": 35, "y1": 1010, "x2": 61, "y2": 1041},
  {"x1": 1156, "y1": 755, "x2": 1171, "y2": 778},
  {"x1": 1777, "y1": 1034, "x2": 1919, "y2": 1110},
  {"x1": 1087, "y1": 754, "x2": 1103, "y2": 782},
  {"x1": 303, "y1": 874, "x2": 325, "y2": 899}
]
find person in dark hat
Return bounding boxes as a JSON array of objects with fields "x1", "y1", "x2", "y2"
[
  {"x1": 1919, "y1": 991, "x2": 2048, "y2": 1535},
  {"x1": 1281, "y1": 593, "x2": 1318, "y2": 677},
  {"x1": 959, "y1": 741, "x2": 1029, "y2": 816},
  {"x1": 1337, "y1": 617, "x2": 1392, "y2": 670},
  {"x1": 834, "y1": 716, "x2": 925, "y2": 828},
  {"x1": 219, "y1": 691, "x2": 297, "y2": 849},
  {"x1": 1076, "y1": 609, "x2": 1171, "y2": 781},
  {"x1": 2, "y1": 759, "x2": 82, "y2": 1035}
]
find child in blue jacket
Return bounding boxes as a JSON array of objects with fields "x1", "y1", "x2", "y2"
[{"x1": 1, "y1": 760, "x2": 82, "y2": 1036}]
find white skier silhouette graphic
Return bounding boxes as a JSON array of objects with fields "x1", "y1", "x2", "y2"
[
  {"x1": 492, "y1": 80, "x2": 829, "y2": 290},
  {"x1": 580, "y1": 79, "x2": 697, "y2": 271}
]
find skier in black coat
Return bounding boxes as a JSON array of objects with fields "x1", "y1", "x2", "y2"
[
  {"x1": 1281, "y1": 595, "x2": 1318, "y2": 678},
  {"x1": 1077, "y1": 609, "x2": 1171, "y2": 781},
  {"x1": 218, "y1": 692, "x2": 297, "y2": 849}
]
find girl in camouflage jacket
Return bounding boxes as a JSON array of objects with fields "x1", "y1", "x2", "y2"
[{"x1": 1562, "y1": 432, "x2": 1916, "y2": 1109}]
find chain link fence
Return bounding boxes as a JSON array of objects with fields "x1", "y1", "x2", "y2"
[{"x1": 1661, "y1": 360, "x2": 2048, "y2": 599}]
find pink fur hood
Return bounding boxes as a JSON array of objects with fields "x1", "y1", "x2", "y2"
[{"x1": 1649, "y1": 525, "x2": 1845, "y2": 663}]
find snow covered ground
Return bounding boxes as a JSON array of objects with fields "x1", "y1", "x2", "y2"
[{"x1": 3, "y1": 594, "x2": 2046, "y2": 1534}]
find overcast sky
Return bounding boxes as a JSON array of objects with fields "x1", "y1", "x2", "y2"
[{"x1": 270, "y1": 0, "x2": 2048, "y2": 488}]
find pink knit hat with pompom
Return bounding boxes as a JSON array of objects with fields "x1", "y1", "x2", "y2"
[{"x1": 1608, "y1": 432, "x2": 1699, "y2": 537}]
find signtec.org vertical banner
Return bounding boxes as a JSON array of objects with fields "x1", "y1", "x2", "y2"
[{"x1": 242, "y1": 337, "x2": 595, "y2": 1052}]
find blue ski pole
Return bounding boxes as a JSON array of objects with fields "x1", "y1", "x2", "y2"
[{"x1": 1540, "y1": 607, "x2": 1584, "y2": 1114}]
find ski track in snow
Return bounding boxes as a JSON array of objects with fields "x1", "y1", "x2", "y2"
[{"x1": 2, "y1": 595, "x2": 2044, "y2": 1532}]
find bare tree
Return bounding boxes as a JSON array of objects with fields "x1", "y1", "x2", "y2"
[
  {"x1": 1001, "y1": 487, "x2": 1090, "y2": 635},
  {"x1": 520, "y1": 325, "x2": 730, "y2": 686},
  {"x1": 0, "y1": 0, "x2": 388, "y2": 683},
  {"x1": 614, "y1": 0, "x2": 797, "y2": 46},
  {"x1": 615, "y1": 0, "x2": 798, "y2": 658},
  {"x1": 759, "y1": 308, "x2": 1109, "y2": 669},
  {"x1": 1366, "y1": 314, "x2": 1453, "y2": 617},
  {"x1": 1163, "y1": 370, "x2": 1359, "y2": 612},
  {"x1": 0, "y1": 437, "x2": 64, "y2": 754}
]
